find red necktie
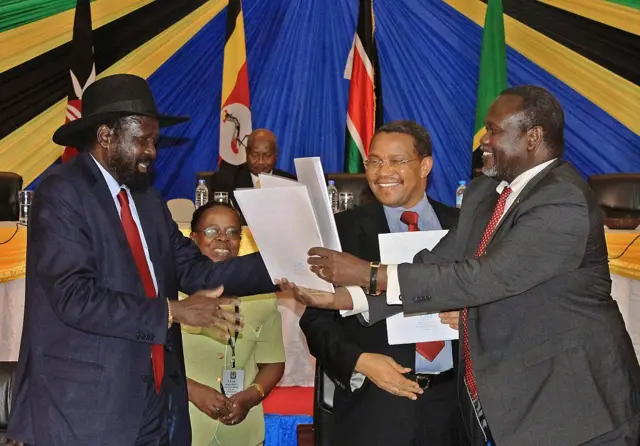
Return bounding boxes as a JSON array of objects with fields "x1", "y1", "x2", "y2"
[
  {"x1": 117, "y1": 189, "x2": 164, "y2": 393},
  {"x1": 400, "y1": 211, "x2": 445, "y2": 361},
  {"x1": 462, "y1": 186, "x2": 512, "y2": 399}
]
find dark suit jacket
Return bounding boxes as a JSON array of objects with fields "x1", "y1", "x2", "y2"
[
  {"x1": 365, "y1": 161, "x2": 640, "y2": 446},
  {"x1": 7, "y1": 152, "x2": 275, "y2": 446},
  {"x1": 300, "y1": 198, "x2": 461, "y2": 446}
]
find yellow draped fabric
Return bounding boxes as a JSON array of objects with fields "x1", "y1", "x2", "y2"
[
  {"x1": 0, "y1": 0, "x2": 226, "y2": 188},
  {"x1": 0, "y1": 225, "x2": 27, "y2": 283},
  {"x1": 0, "y1": 0, "x2": 154, "y2": 73},
  {"x1": 607, "y1": 231, "x2": 640, "y2": 279},
  {"x1": 538, "y1": 0, "x2": 640, "y2": 36},
  {"x1": 444, "y1": 0, "x2": 640, "y2": 136}
]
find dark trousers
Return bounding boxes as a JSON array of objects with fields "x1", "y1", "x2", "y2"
[{"x1": 135, "y1": 376, "x2": 169, "y2": 446}]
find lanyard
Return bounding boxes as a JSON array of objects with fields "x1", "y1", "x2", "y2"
[{"x1": 227, "y1": 304, "x2": 240, "y2": 368}]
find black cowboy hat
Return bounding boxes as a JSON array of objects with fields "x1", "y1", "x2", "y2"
[{"x1": 53, "y1": 74, "x2": 189, "y2": 148}]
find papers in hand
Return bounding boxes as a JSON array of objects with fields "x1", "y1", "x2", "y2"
[
  {"x1": 233, "y1": 159, "x2": 341, "y2": 292},
  {"x1": 379, "y1": 230, "x2": 459, "y2": 344}
]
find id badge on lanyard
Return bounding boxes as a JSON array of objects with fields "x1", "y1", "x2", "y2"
[
  {"x1": 465, "y1": 379, "x2": 494, "y2": 445},
  {"x1": 220, "y1": 306, "x2": 244, "y2": 398}
]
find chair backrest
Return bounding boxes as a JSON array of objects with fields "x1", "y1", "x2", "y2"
[
  {"x1": 0, "y1": 173, "x2": 23, "y2": 222},
  {"x1": 0, "y1": 362, "x2": 17, "y2": 438},
  {"x1": 167, "y1": 198, "x2": 196, "y2": 226},
  {"x1": 313, "y1": 362, "x2": 335, "y2": 446},
  {"x1": 588, "y1": 173, "x2": 640, "y2": 218}
]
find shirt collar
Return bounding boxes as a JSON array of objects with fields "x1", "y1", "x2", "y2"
[
  {"x1": 383, "y1": 193, "x2": 430, "y2": 216},
  {"x1": 90, "y1": 154, "x2": 126, "y2": 198},
  {"x1": 496, "y1": 158, "x2": 557, "y2": 195}
]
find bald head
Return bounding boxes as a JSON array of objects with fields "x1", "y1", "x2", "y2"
[{"x1": 246, "y1": 129, "x2": 278, "y2": 176}]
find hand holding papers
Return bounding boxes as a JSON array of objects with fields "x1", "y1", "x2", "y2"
[
  {"x1": 233, "y1": 158, "x2": 341, "y2": 293},
  {"x1": 379, "y1": 231, "x2": 459, "y2": 344}
]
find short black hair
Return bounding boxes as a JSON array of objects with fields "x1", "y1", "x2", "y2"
[
  {"x1": 500, "y1": 85, "x2": 565, "y2": 156},
  {"x1": 190, "y1": 201, "x2": 239, "y2": 232},
  {"x1": 374, "y1": 120, "x2": 433, "y2": 157}
]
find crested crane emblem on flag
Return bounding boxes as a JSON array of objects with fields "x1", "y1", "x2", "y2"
[{"x1": 219, "y1": 0, "x2": 251, "y2": 166}]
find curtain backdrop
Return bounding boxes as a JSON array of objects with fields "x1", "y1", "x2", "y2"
[{"x1": 147, "y1": 0, "x2": 639, "y2": 206}]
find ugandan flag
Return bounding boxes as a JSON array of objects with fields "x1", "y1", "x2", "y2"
[
  {"x1": 344, "y1": 0, "x2": 383, "y2": 174},
  {"x1": 472, "y1": 0, "x2": 507, "y2": 169},
  {"x1": 219, "y1": 0, "x2": 251, "y2": 166},
  {"x1": 61, "y1": 0, "x2": 96, "y2": 162}
]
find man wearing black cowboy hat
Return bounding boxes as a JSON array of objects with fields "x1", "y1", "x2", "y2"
[{"x1": 7, "y1": 74, "x2": 277, "y2": 446}]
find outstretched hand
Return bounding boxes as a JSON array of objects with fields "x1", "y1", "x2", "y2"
[{"x1": 275, "y1": 278, "x2": 353, "y2": 311}]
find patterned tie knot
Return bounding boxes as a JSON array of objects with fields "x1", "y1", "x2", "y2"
[
  {"x1": 400, "y1": 210, "x2": 420, "y2": 231},
  {"x1": 498, "y1": 186, "x2": 512, "y2": 203}
]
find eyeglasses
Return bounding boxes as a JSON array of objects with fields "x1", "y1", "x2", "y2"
[
  {"x1": 195, "y1": 226, "x2": 241, "y2": 239},
  {"x1": 363, "y1": 158, "x2": 422, "y2": 170}
]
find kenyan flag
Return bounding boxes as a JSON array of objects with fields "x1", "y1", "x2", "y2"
[{"x1": 344, "y1": 0, "x2": 383, "y2": 173}]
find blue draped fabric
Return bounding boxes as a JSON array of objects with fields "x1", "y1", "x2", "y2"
[
  {"x1": 264, "y1": 414, "x2": 313, "y2": 446},
  {"x1": 73, "y1": 0, "x2": 637, "y2": 205}
]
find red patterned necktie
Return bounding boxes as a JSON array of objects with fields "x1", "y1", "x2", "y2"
[
  {"x1": 400, "y1": 211, "x2": 445, "y2": 361},
  {"x1": 463, "y1": 186, "x2": 512, "y2": 399},
  {"x1": 117, "y1": 189, "x2": 164, "y2": 394}
]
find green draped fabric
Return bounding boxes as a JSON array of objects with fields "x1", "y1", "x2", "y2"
[
  {"x1": 0, "y1": 0, "x2": 94, "y2": 33},
  {"x1": 606, "y1": 0, "x2": 640, "y2": 10}
]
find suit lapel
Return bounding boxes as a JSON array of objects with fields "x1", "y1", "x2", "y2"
[
  {"x1": 131, "y1": 189, "x2": 166, "y2": 298},
  {"x1": 235, "y1": 164, "x2": 254, "y2": 189},
  {"x1": 359, "y1": 203, "x2": 390, "y2": 260},
  {"x1": 79, "y1": 152, "x2": 130, "y2": 250},
  {"x1": 488, "y1": 159, "x2": 562, "y2": 246}
]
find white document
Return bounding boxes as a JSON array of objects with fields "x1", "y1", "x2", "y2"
[
  {"x1": 379, "y1": 230, "x2": 459, "y2": 344},
  {"x1": 257, "y1": 173, "x2": 299, "y2": 188},
  {"x1": 234, "y1": 185, "x2": 334, "y2": 292},
  {"x1": 294, "y1": 157, "x2": 342, "y2": 251}
]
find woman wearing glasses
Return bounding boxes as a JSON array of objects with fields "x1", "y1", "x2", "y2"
[{"x1": 182, "y1": 202, "x2": 285, "y2": 446}]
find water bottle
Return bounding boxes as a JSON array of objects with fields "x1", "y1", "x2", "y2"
[
  {"x1": 455, "y1": 180, "x2": 467, "y2": 209},
  {"x1": 327, "y1": 180, "x2": 339, "y2": 213},
  {"x1": 195, "y1": 179, "x2": 209, "y2": 209}
]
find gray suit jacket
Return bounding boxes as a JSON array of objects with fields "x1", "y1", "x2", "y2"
[{"x1": 363, "y1": 160, "x2": 640, "y2": 445}]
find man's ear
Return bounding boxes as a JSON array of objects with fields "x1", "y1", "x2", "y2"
[
  {"x1": 526, "y1": 126, "x2": 543, "y2": 153},
  {"x1": 96, "y1": 125, "x2": 113, "y2": 149},
  {"x1": 420, "y1": 156, "x2": 434, "y2": 179}
]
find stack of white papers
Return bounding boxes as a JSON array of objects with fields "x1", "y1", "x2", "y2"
[
  {"x1": 233, "y1": 158, "x2": 340, "y2": 292},
  {"x1": 379, "y1": 231, "x2": 459, "y2": 344}
]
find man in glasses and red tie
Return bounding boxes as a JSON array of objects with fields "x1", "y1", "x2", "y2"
[
  {"x1": 8, "y1": 74, "x2": 277, "y2": 446},
  {"x1": 283, "y1": 86, "x2": 640, "y2": 446},
  {"x1": 300, "y1": 120, "x2": 465, "y2": 446}
]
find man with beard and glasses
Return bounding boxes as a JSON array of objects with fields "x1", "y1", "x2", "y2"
[
  {"x1": 7, "y1": 74, "x2": 277, "y2": 446},
  {"x1": 280, "y1": 86, "x2": 640, "y2": 446}
]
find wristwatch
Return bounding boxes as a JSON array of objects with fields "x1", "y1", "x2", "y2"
[{"x1": 366, "y1": 262, "x2": 383, "y2": 296}]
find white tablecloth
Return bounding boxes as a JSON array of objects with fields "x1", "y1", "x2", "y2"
[
  {"x1": 2, "y1": 275, "x2": 638, "y2": 383},
  {"x1": 0, "y1": 277, "x2": 25, "y2": 362}
]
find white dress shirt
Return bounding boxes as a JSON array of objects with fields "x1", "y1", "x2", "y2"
[
  {"x1": 345, "y1": 158, "x2": 558, "y2": 317},
  {"x1": 91, "y1": 155, "x2": 159, "y2": 295}
]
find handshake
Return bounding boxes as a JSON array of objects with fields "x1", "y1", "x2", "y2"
[{"x1": 168, "y1": 286, "x2": 242, "y2": 339}]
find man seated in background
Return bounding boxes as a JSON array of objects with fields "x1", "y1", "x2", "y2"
[
  {"x1": 300, "y1": 121, "x2": 465, "y2": 446},
  {"x1": 213, "y1": 129, "x2": 296, "y2": 210}
]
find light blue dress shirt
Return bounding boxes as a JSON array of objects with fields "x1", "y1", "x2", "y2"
[
  {"x1": 383, "y1": 194, "x2": 453, "y2": 374},
  {"x1": 91, "y1": 155, "x2": 159, "y2": 294}
]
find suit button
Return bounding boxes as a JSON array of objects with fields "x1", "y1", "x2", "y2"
[
  {"x1": 149, "y1": 334, "x2": 155, "y2": 340},
  {"x1": 399, "y1": 294, "x2": 403, "y2": 302},
  {"x1": 136, "y1": 333, "x2": 143, "y2": 340},
  {"x1": 425, "y1": 296, "x2": 432, "y2": 301},
  {"x1": 413, "y1": 296, "x2": 420, "y2": 303}
]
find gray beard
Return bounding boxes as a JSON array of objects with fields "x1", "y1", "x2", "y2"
[{"x1": 481, "y1": 165, "x2": 499, "y2": 177}]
